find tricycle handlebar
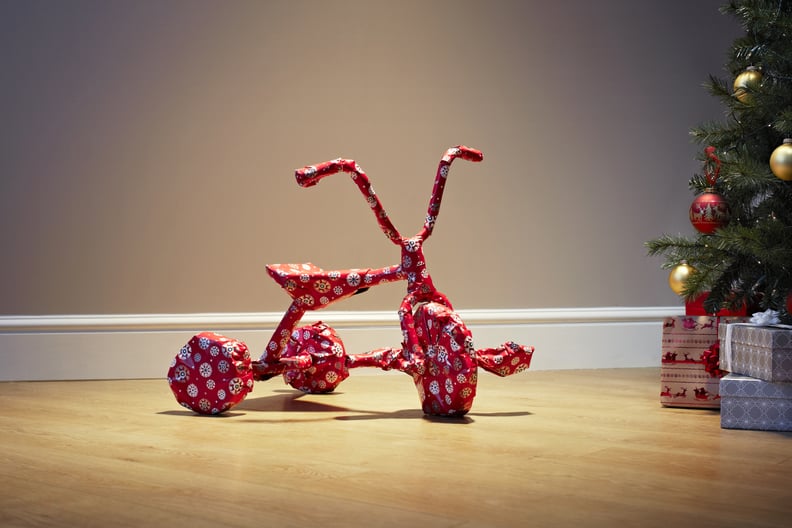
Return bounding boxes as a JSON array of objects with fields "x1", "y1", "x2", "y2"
[
  {"x1": 419, "y1": 145, "x2": 484, "y2": 240},
  {"x1": 294, "y1": 158, "x2": 402, "y2": 242},
  {"x1": 292, "y1": 145, "x2": 484, "y2": 243},
  {"x1": 295, "y1": 158, "x2": 357, "y2": 188},
  {"x1": 453, "y1": 146, "x2": 484, "y2": 163}
]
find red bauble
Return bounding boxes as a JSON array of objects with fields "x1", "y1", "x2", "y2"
[
  {"x1": 689, "y1": 190, "x2": 730, "y2": 234},
  {"x1": 786, "y1": 290, "x2": 792, "y2": 315}
]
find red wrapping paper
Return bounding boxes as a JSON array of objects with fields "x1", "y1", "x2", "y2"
[
  {"x1": 167, "y1": 332, "x2": 254, "y2": 415},
  {"x1": 168, "y1": 146, "x2": 535, "y2": 417},
  {"x1": 280, "y1": 322, "x2": 350, "y2": 393},
  {"x1": 685, "y1": 292, "x2": 748, "y2": 316}
]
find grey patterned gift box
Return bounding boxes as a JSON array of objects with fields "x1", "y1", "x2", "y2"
[
  {"x1": 720, "y1": 373, "x2": 792, "y2": 432},
  {"x1": 718, "y1": 324, "x2": 792, "y2": 382}
]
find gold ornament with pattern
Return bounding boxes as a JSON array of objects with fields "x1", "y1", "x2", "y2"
[{"x1": 733, "y1": 66, "x2": 762, "y2": 104}]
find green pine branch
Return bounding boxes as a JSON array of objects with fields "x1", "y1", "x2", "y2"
[{"x1": 648, "y1": 0, "x2": 792, "y2": 321}]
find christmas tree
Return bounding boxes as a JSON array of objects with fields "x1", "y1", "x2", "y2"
[{"x1": 646, "y1": 0, "x2": 792, "y2": 322}]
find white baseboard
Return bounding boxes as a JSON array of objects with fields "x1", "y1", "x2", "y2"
[{"x1": 0, "y1": 307, "x2": 683, "y2": 381}]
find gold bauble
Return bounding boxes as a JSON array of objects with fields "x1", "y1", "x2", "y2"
[
  {"x1": 733, "y1": 67, "x2": 762, "y2": 103},
  {"x1": 770, "y1": 139, "x2": 792, "y2": 181},
  {"x1": 668, "y1": 263, "x2": 694, "y2": 295}
]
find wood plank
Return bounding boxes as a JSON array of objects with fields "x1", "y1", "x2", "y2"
[{"x1": 0, "y1": 368, "x2": 789, "y2": 527}]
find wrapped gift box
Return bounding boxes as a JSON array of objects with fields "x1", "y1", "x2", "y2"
[
  {"x1": 718, "y1": 323, "x2": 792, "y2": 382},
  {"x1": 660, "y1": 316, "x2": 744, "y2": 408},
  {"x1": 720, "y1": 373, "x2": 792, "y2": 432}
]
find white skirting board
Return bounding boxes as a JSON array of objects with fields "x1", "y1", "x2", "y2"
[{"x1": 0, "y1": 307, "x2": 684, "y2": 381}]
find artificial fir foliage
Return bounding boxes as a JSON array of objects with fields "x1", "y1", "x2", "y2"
[{"x1": 646, "y1": 0, "x2": 792, "y2": 322}]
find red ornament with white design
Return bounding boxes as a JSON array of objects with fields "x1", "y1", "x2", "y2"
[
  {"x1": 689, "y1": 190, "x2": 730, "y2": 234},
  {"x1": 689, "y1": 146, "x2": 730, "y2": 235}
]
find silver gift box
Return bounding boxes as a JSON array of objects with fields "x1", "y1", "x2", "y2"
[
  {"x1": 718, "y1": 324, "x2": 792, "y2": 382},
  {"x1": 720, "y1": 373, "x2": 792, "y2": 432}
]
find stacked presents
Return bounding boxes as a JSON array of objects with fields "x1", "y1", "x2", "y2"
[
  {"x1": 660, "y1": 301, "x2": 792, "y2": 431},
  {"x1": 717, "y1": 314, "x2": 792, "y2": 432}
]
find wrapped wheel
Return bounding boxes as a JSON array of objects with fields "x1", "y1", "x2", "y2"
[
  {"x1": 167, "y1": 332, "x2": 254, "y2": 415},
  {"x1": 413, "y1": 302, "x2": 478, "y2": 416},
  {"x1": 281, "y1": 322, "x2": 349, "y2": 393}
]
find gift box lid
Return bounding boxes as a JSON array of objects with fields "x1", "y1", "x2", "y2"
[
  {"x1": 664, "y1": 315, "x2": 717, "y2": 330},
  {"x1": 720, "y1": 373, "x2": 792, "y2": 399},
  {"x1": 718, "y1": 323, "x2": 792, "y2": 348},
  {"x1": 663, "y1": 316, "x2": 747, "y2": 339}
]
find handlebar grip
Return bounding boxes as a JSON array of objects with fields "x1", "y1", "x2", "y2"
[
  {"x1": 456, "y1": 145, "x2": 484, "y2": 162},
  {"x1": 295, "y1": 158, "x2": 358, "y2": 187}
]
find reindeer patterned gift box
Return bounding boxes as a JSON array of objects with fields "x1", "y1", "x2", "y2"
[
  {"x1": 717, "y1": 323, "x2": 792, "y2": 382},
  {"x1": 660, "y1": 316, "x2": 745, "y2": 409},
  {"x1": 720, "y1": 373, "x2": 792, "y2": 432}
]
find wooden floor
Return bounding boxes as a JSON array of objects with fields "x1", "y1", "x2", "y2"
[{"x1": 0, "y1": 368, "x2": 789, "y2": 528}]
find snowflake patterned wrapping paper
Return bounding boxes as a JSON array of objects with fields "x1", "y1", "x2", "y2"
[
  {"x1": 718, "y1": 323, "x2": 792, "y2": 382},
  {"x1": 165, "y1": 146, "x2": 536, "y2": 417},
  {"x1": 720, "y1": 373, "x2": 792, "y2": 432},
  {"x1": 660, "y1": 316, "x2": 746, "y2": 408},
  {"x1": 168, "y1": 332, "x2": 254, "y2": 415},
  {"x1": 265, "y1": 263, "x2": 402, "y2": 312},
  {"x1": 344, "y1": 302, "x2": 533, "y2": 417},
  {"x1": 280, "y1": 322, "x2": 350, "y2": 393},
  {"x1": 412, "y1": 302, "x2": 479, "y2": 416}
]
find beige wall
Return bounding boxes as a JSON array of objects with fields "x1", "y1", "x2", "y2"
[{"x1": 0, "y1": 0, "x2": 740, "y2": 316}]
